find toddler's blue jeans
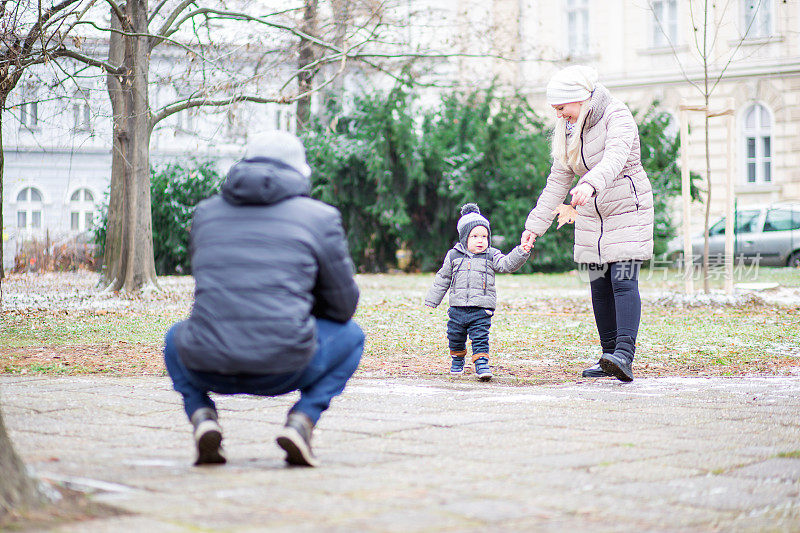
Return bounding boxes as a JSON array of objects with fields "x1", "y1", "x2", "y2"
[
  {"x1": 447, "y1": 306, "x2": 492, "y2": 360},
  {"x1": 163, "y1": 319, "x2": 364, "y2": 425}
]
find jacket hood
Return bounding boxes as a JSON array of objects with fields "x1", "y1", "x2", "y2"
[
  {"x1": 586, "y1": 83, "x2": 612, "y2": 129},
  {"x1": 221, "y1": 157, "x2": 310, "y2": 206}
]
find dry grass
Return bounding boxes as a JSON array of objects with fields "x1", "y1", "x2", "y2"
[{"x1": 1, "y1": 271, "x2": 799, "y2": 383}]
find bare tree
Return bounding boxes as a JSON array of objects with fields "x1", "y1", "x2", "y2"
[
  {"x1": 0, "y1": 0, "x2": 94, "y2": 283},
  {"x1": 652, "y1": 0, "x2": 765, "y2": 292},
  {"x1": 0, "y1": 391, "x2": 44, "y2": 520}
]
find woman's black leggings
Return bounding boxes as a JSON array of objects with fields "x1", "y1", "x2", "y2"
[{"x1": 589, "y1": 261, "x2": 642, "y2": 349}]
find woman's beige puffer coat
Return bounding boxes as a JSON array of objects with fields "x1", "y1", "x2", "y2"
[{"x1": 525, "y1": 84, "x2": 654, "y2": 265}]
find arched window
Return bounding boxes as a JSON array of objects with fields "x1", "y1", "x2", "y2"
[
  {"x1": 742, "y1": 104, "x2": 772, "y2": 185},
  {"x1": 16, "y1": 187, "x2": 44, "y2": 230},
  {"x1": 69, "y1": 188, "x2": 96, "y2": 231}
]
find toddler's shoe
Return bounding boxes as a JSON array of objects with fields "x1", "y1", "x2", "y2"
[
  {"x1": 450, "y1": 356, "x2": 465, "y2": 375},
  {"x1": 474, "y1": 356, "x2": 493, "y2": 381}
]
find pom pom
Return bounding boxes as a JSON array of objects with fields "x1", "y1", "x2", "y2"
[{"x1": 460, "y1": 203, "x2": 480, "y2": 216}]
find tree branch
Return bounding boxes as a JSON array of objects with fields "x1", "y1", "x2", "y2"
[
  {"x1": 150, "y1": 93, "x2": 290, "y2": 128},
  {"x1": 710, "y1": 0, "x2": 763, "y2": 94},
  {"x1": 57, "y1": 48, "x2": 124, "y2": 74},
  {"x1": 100, "y1": 0, "x2": 132, "y2": 33},
  {"x1": 150, "y1": 0, "x2": 196, "y2": 51},
  {"x1": 148, "y1": 0, "x2": 171, "y2": 24}
]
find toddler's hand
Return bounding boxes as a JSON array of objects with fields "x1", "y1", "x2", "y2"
[{"x1": 521, "y1": 230, "x2": 537, "y2": 249}]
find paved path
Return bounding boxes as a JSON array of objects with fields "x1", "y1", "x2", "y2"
[{"x1": 3, "y1": 375, "x2": 800, "y2": 531}]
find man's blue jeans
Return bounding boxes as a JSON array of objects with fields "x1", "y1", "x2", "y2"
[{"x1": 163, "y1": 319, "x2": 364, "y2": 425}]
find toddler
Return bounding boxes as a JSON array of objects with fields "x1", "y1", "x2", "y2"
[{"x1": 425, "y1": 204, "x2": 531, "y2": 380}]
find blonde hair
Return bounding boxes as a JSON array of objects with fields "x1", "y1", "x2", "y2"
[{"x1": 551, "y1": 100, "x2": 591, "y2": 169}]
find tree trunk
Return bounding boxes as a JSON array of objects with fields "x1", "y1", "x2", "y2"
[
  {"x1": 1, "y1": 76, "x2": 23, "y2": 288},
  {"x1": 701, "y1": 0, "x2": 711, "y2": 293},
  {"x1": 295, "y1": 0, "x2": 319, "y2": 131},
  {"x1": 702, "y1": 107, "x2": 711, "y2": 293},
  {"x1": 324, "y1": 0, "x2": 349, "y2": 120},
  {"x1": 0, "y1": 393, "x2": 43, "y2": 519},
  {"x1": 101, "y1": 0, "x2": 158, "y2": 292},
  {"x1": 1, "y1": 92, "x2": 5, "y2": 284}
]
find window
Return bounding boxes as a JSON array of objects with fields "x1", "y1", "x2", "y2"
[
  {"x1": 708, "y1": 210, "x2": 761, "y2": 235},
  {"x1": 20, "y1": 85, "x2": 39, "y2": 129},
  {"x1": 743, "y1": 104, "x2": 772, "y2": 185},
  {"x1": 69, "y1": 188, "x2": 96, "y2": 232},
  {"x1": 763, "y1": 209, "x2": 800, "y2": 232},
  {"x1": 226, "y1": 107, "x2": 247, "y2": 140},
  {"x1": 743, "y1": 0, "x2": 772, "y2": 38},
  {"x1": 16, "y1": 187, "x2": 44, "y2": 230},
  {"x1": 652, "y1": 0, "x2": 678, "y2": 47},
  {"x1": 566, "y1": 0, "x2": 589, "y2": 56},
  {"x1": 72, "y1": 91, "x2": 91, "y2": 131},
  {"x1": 274, "y1": 106, "x2": 290, "y2": 131}
]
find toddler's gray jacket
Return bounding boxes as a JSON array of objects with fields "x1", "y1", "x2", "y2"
[{"x1": 424, "y1": 243, "x2": 529, "y2": 310}]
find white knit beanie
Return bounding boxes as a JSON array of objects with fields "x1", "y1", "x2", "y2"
[
  {"x1": 546, "y1": 65, "x2": 599, "y2": 106},
  {"x1": 244, "y1": 130, "x2": 312, "y2": 178},
  {"x1": 457, "y1": 203, "x2": 491, "y2": 247}
]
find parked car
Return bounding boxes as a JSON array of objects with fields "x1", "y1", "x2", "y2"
[{"x1": 666, "y1": 203, "x2": 800, "y2": 267}]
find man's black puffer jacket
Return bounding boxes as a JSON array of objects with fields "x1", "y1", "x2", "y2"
[{"x1": 174, "y1": 157, "x2": 359, "y2": 375}]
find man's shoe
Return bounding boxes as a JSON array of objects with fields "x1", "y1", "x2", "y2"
[
  {"x1": 581, "y1": 362, "x2": 611, "y2": 378},
  {"x1": 599, "y1": 352, "x2": 634, "y2": 382},
  {"x1": 191, "y1": 407, "x2": 226, "y2": 466},
  {"x1": 276, "y1": 412, "x2": 319, "y2": 467},
  {"x1": 450, "y1": 356, "x2": 466, "y2": 375},
  {"x1": 474, "y1": 357, "x2": 493, "y2": 381}
]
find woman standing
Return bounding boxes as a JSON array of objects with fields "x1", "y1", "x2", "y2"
[{"x1": 521, "y1": 65, "x2": 654, "y2": 382}]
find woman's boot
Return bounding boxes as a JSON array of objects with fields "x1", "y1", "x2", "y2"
[
  {"x1": 599, "y1": 335, "x2": 635, "y2": 382},
  {"x1": 581, "y1": 339, "x2": 616, "y2": 378}
]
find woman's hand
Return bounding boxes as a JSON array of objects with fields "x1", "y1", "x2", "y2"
[
  {"x1": 521, "y1": 230, "x2": 537, "y2": 252},
  {"x1": 569, "y1": 183, "x2": 594, "y2": 207}
]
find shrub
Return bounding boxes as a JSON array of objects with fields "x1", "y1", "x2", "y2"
[
  {"x1": 13, "y1": 236, "x2": 97, "y2": 273},
  {"x1": 94, "y1": 160, "x2": 223, "y2": 275},
  {"x1": 150, "y1": 161, "x2": 223, "y2": 275}
]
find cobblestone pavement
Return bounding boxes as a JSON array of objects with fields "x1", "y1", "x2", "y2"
[{"x1": 3, "y1": 375, "x2": 800, "y2": 532}]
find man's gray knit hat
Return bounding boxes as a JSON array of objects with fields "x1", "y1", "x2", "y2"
[
  {"x1": 244, "y1": 130, "x2": 312, "y2": 178},
  {"x1": 457, "y1": 203, "x2": 491, "y2": 247}
]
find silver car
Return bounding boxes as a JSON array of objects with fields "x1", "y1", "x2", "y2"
[{"x1": 667, "y1": 203, "x2": 800, "y2": 267}]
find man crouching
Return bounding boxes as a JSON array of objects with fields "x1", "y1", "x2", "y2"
[{"x1": 163, "y1": 130, "x2": 363, "y2": 467}]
